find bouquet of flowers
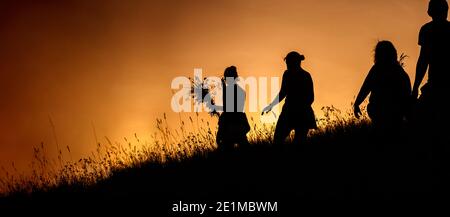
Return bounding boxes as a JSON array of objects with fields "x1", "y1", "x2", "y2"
[{"x1": 189, "y1": 76, "x2": 222, "y2": 117}]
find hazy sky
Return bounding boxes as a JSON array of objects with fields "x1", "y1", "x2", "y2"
[{"x1": 0, "y1": 0, "x2": 431, "y2": 172}]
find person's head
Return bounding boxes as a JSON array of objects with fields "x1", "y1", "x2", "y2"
[
  {"x1": 284, "y1": 51, "x2": 305, "y2": 70},
  {"x1": 374, "y1": 41, "x2": 399, "y2": 65},
  {"x1": 428, "y1": 0, "x2": 448, "y2": 21},
  {"x1": 224, "y1": 66, "x2": 238, "y2": 84}
]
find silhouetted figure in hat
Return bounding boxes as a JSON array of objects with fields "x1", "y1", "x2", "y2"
[
  {"x1": 354, "y1": 41, "x2": 411, "y2": 132},
  {"x1": 263, "y1": 51, "x2": 317, "y2": 145},
  {"x1": 215, "y1": 66, "x2": 250, "y2": 151}
]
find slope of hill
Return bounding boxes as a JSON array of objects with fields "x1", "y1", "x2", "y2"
[{"x1": 0, "y1": 113, "x2": 448, "y2": 215}]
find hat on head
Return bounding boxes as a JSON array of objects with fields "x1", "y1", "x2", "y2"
[{"x1": 284, "y1": 51, "x2": 305, "y2": 63}]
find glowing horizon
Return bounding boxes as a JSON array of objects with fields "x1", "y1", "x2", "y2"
[{"x1": 0, "y1": 0, "x2": 431, "y2": 173}]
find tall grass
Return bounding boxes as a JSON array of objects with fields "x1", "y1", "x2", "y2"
[{"x1": 0, "y1": 106, "x2": 368, "y2": 197}]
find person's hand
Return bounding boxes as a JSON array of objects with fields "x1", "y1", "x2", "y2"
[
  {"x1": 261, "y1": 105, "x2": 273, "y2": 115},
  {"x1": 411, "y1": 88, "x2": 419, "y2": 100},
  {"x1": 211, "y1": 110, "x2": 220, "y2": 117},
  {"x1": 354, "y1": 105, "x2": 362, "y2": 119}
]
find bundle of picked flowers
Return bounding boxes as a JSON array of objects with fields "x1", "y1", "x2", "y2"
[{"x1": 190, "y1": 76, "x2": 221, "y2": 117}]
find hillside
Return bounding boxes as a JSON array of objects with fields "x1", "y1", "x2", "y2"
[{"x1": 0, "y1": 114, "x2": 448, "y2": 215}]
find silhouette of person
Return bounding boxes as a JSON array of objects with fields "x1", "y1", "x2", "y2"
[
  {"x1": 214, "y1": 66, "x2": 250, "y2": 151},
  {"x1": 263, "y1": 51, "x2": 317, "y2": 145},
  {"x1": 354, "y1": 41, "x2": 411, "y2": 130},
  {"x1": 412, "y1": 0, "x2": 450, "y2": 133},
  {"x1": 411, "y1": 1, "x2": 450, "y2": 178}
]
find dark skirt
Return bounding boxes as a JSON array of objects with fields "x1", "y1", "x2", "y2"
[
  {"x1": 216, "y1": 112, "x2": 250, "y2": 146},
  {"x1": 280, "y1": 105, "x2": 317, "y2": 130}
]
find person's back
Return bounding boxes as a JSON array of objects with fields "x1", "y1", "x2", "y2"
[
  {"x1": 354, "y1": 41, "x2": 411, "y2": 128},
  {"x1": 419, "y1": 20, "x2": 450, "y2": 91},
  {"x1": 262, "y1": 51, "x2": 316, "y2": 145},
  {"x1": 367, "y1": 63, "x2": 411, "y2": 123},
  {"x1": 413, "y1": 0, "x2": 450, "y2": 100},
  {"x1": 283, "y1": 68, "x2": 314, "y2": 111},
  {"x1": 412, "y1": 0, "x2": 450, "y2": 143},
  {"x1": 216, "y1": 66, "x2": 250, "y2": 151},
  {"x1": 222, "y1": 81, "x2": 246, "y2": 113}
]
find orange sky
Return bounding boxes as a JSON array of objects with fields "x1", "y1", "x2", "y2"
[{"x1": 0, "y1": 0, "x2": 431, "y2": 173}]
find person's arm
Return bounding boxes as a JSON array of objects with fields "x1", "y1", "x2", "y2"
[
  {"x1": 401, "y1": 70, "x2": 413, "y2": 119},
  {"x1": 305, "y1": 73, "x2": 314, "y2": 106},
  {"x1": 354, "y1": 67, "x2": 375, "y2": 118},
  {"x1": 267, "y1": 86, "x2": 287, "y2": 109},
  {"x1": 204, "y1": 93, "x2": 222, "y2": 113},
  {"x1": 412, "y1": 46, "x2": 429, "y2": 99},
  {"x1": 204, "y1": 80, "x2": 225, "y2": 114},
  {"x1": 413, "y1": 26, "x2": 430, "y2": 99},
  {"x1": 262, "y1": 72, "x2": 287, "y2": 114}
]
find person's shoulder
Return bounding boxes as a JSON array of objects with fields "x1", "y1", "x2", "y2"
[
  {"x1": 419, "y1": 21, "x2": 434, "y2": 35},
  {"x1": 300, "y1": 69, "x2": 313, "y2": 81},
  {"x1": 418, "y1": 22, "x2": 433, "y2": 46},
  {"x1": 236, "y1": 84, "x2": 246, "y2": 94},
  {"x1": 368, "y1": 64, "x2": 378, "y2": 73},
  {"x1": 420, "y1": 21, "x2": 433, "y2": 30},
  {"x1": 300, "y1": 68, "x2": 311, "y2": 75}
]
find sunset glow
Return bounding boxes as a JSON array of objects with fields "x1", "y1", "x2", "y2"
[{"x1": 0, "y1": 0, "x2": 430, "y2": 173}]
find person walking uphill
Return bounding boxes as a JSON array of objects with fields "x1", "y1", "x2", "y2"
[
  {"x1": 411, "y1": 0, "x2": 450, "y2": 173},
  {"x1": 215, "y1": 66, "x2": 251, "y2": 151},
  {"x1": 412, "y1": 0, "x2": 450, "y2": 141},
  {"x1": 263, "y1": 51, "x2": 317, "y2": 145},
  {"x1": 354, "y1": 41, "x2": 412, "y2": 131}
]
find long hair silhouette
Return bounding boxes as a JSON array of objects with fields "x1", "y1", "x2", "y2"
[{"x1": 354, "y1": 41, "x2": 411, "y2": 130}]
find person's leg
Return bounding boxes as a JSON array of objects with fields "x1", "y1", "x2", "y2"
[
  {"x1": 216, "y1": 126, "x2": 234, "y2": 152},
  {"x1": 216, "y1": 129, "x2": 223, "y2": 148},
  {"x1": 237, "y1": 134, "x2": 250, "y2": 149},
  {"x1": 293, "y1": 127, "x2": 308, "y2": 145},
  {"x1": 273, "y1": 112, "x2": 292, "y2": 145},
  {"x1": 219, "y1": 140, "x2": 235, "y2": 152}
]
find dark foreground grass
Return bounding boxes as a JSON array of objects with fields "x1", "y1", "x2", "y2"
[{"x1": 1, "y1": 112, "x2": 449, "y2": 215}]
